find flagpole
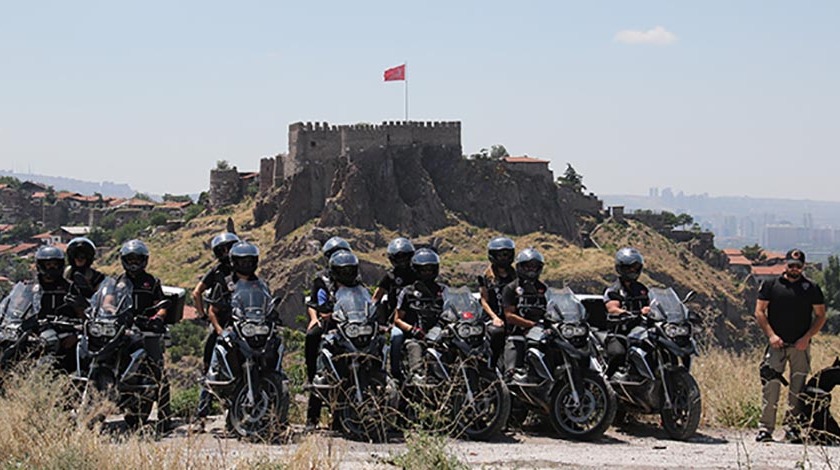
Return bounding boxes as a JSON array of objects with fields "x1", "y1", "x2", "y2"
[{"x1": 404, "y1": 61, "x2": 409, "y2": 122}]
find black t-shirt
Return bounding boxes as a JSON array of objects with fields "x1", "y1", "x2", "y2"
[
  {"x1": 501, "y1": 279, "x2": 548, "y2": 331},
  {"x1": 377, "y1": 267, "x2": 417, "y2": 312},
  {"x1": 201, "y1": 263, "x2": 232, "y2": 293},
  {"x1": 603, "y1": 280, "x2": 650, "y2": 313},
  {"x1": 758, "y1": 275, "x2": 825, "y2": 344},
  {"x1": 478, "y1": 265, "x2": 516, "y2": 318},
  {"x1": 396, "y1": 281, "x2": 445, "y2": 331},
  {"x1": 36, "y1": 275, "x2": 71, "y2": 318},
  {"x1": 119, "y1": 272, "x2": 164, "y2": 317}
]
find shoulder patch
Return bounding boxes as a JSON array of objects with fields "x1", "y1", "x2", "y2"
[{"x1": 802, "y1": 282, "x2": 810, "y2": 290}]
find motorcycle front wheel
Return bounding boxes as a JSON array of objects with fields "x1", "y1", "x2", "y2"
[
  {"x1": 452, "y1": 367, "x2": 511, "y2": 441},
  {"x1": 660, "y1": 369, "x2": 701, "y2": 440},
  {"x1": 550, "y1": 368, "x2": 616, "y2": 441},
  {"x1": 335, "y1": 372, "x2": 391, "y2": 443},
  {"x1": 226, "y1": 372, "x2": 289, "y2": 439}
]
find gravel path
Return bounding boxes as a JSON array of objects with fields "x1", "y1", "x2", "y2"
[{"x1": 161, "y1": 418, "x2": 840, "y2": 469}]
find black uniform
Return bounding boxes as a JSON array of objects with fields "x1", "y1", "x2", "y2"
[
  {"x1": 758, "y1": 275, "x2": 825, "y2": 344},
  {"x1": 602, "y1": 279, "x2": 650, "y2": 374},
  {"x1": 501, "y1": 279, "x2": 548, "y2": 373},
  {"x1": 65, "y1": 267, "x2": 105, "y2": 311},
  {"x1": 477, "y1": 265, "x2": 515, "y2": 366},
  {"x1": 305, "y1": 270, "x2": 338, "y2": 425},
  {"x1": 36, "y1": 275, "x2": 71, "y2": 318},
  {"x1": 398, "y1": 281, "x2": 445, "y2": 377},
  {"x1": 377, "y1": 267, "x2": 417, "y2": 321},
  {"x1": 200, "y1": 264, "x2": 235, "y2": 370},
  {"x1": 119, "y1": 271, "x2": 170, "y2": 419}
]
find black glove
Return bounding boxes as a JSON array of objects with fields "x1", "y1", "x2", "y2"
[
  {"x1": 65, "y1": 293, "x2": 89, "y2": 310},
  {"x1": 147, "y1": 316, "x2": 166, "y2": 334}
]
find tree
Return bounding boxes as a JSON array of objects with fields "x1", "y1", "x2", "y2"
[
  {"x1": 489, "y1": 145, "x2": 509, "y2": 160},
  {"x1": 216, "y1": 160, "x2": 231, "y2": 170},
  {"x1": 557, "y1": 163, "x2": 586, "y2": 192},
  {"x1": 741, "y1": 243, "x2": 767, "y2": 263},
  {"x1": 162, "y1": 193, "x2": 193, "y2": 203},
  {"x1": 676, "y1": 213, "x2": 694, "y2": 228},
  {"x1": 823, "y1": 255, "x2": 840, "y2": 310},
  {"x1": 133, "y1": 192, "x2": 154, "y2": 202}
]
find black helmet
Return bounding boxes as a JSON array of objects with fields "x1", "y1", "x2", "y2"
[
  {"x1": 230, "y1": 242, "x2": 260, "y2": 277},
  {"x1": 515, "y1": 248, "x2": 544, "y2": 281},
  {"x1": 322, "y1": 236, "x2": 351, "y2": 260},
  {"x1": 120, "y1": 239, "x2": 150, "y2": 274},
  {"x1": 211, "y1": 232, "x2": 240, "y2": 264},
  {"x1": 411, "y1": 248, "x2": 440, "y2": 283},
  {"x1": 487, "y1": 237, "x2": 515, "y2": 267},
  {"x1": 615, "y1": 247, "x2": 644, "y2": 281},
  {"x1": 329, "y1": 250, "x2": 360, "y2": 287},
  {"x1": 36, "y1": 245, "x2": 66, "y2": 281},
  {"x1": 387, "y1": 237, "x2": 415, "y2": 269},
  {"x1": 66, "y1": 237, "x2": 96, "y2": 269}
]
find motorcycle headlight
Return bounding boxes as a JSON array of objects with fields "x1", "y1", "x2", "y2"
[
  {"x1": 357, "y1": 324, "x2": 374, "y2": 337},
  {"x1": 241, "y1": 323, "x2": 258, "y2": 337},
  {"x1": 664, "y1": 323, "x2": 691, "y2": 338},
  {"x1": 561, "y1": 324, "x2": 587, "y2": 339},
  {"x1": 344, "y1": 324, "x2": 361, "y2": 338},
  {"x1": 254, "y1": 324, "x2": 271, "y2": 336},
  {"x1": 457, "y1": 324, "x2": 485, "y2": 338},
  {"x1": 88, "y1": 323, "x2": 102, "y2": 337}
]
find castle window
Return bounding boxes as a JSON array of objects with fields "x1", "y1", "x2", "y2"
[
  {"x1": 386, "y1": 134, "x2": 391, "y2": 143},
  {"x1": 310, "y1": 141, "x2": 317, "y2": 148}
]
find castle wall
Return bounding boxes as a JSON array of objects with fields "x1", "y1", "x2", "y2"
[
  {"x1": 259, "y1": 158, "x2": 275, "y2": 193},
  {"x1": 209, "y1": 168, "x2": 242, "y2": 208}
]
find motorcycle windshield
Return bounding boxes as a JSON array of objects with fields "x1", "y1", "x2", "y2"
[
  {"x1": 442, "y1": 286, "x2": 480, "y2": 319},
  {"x1": 648, "y1": 287, "x2": 689, "y2": 323},
  {"x1": 546, "y1": 287, "x2": 587, "y2": 323},
  {"x1": 231, "y1": 279, "x2": 272, "y2": 321},
  {"x1": 0, "y1": 282, "x2": 40, "y2": 324},
  {"x1": 89, "y1": 277, "x2": 134, "y2": 319},
  {"x1": 333, "y1": 286, "x2": 372, "y2": 323}
]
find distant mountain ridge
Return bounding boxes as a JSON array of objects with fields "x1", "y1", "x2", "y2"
[{"x1": 0, "y1": 170, "x2": 137, "y2": 198}]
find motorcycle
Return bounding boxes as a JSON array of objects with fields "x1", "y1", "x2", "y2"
[
  {"x1": 593, "y1": 287, "x2": 701, "y2": 440},
  {"x1": 205, "y1": 278, "x2": 290, "y2": 439},
  {"x1": 310, "y1": 285, "x2": 392, "y2": 442},
  {"x1": 508, "y1": 287, "x2": 616, "y2": 441},
  {"x1": 401, "y1": 286, "x2": 511, "y2": 441},
  {"x1": 75, "y1": 277, "x2": 170, "y2": 428}
]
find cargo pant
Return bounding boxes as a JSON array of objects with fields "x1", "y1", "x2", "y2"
[{"x1": 759, "y1": 344, "x2": 810, "y2": 433}]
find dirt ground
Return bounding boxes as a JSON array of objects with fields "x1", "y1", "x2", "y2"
[{"x1": 163, "y1": 418, "x2": 840, "y2": 469}]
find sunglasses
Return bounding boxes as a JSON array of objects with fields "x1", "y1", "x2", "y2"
[{"x1": 787, "y1": 261, "x2": 804, "y2": 269}]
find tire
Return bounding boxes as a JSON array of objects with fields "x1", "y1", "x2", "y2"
[
  {"x1": 549, "y1": 368, "x2": 617, "y2": 441},
  {"x1": 335, "y1": 372, "x2": 391, "y2": 443},
  {"x1": 79, "y1": 368, "x2": 116, "y2": 427},
  {"x1": 227, "y1": 372, "x2": 288, "y2": 439},
  {"x1": 453, "y1": 367, "x2": 511, "y2": 441},
  {"x1": 660, "y1": 369, "x2": 701, "y2": 440}
]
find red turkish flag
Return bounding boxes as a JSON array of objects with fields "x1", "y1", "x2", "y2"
[{"x1": 384, "y1": 64, "x2": 406, "y2": 81}]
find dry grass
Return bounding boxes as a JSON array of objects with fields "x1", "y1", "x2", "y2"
[{"x1": 695, "y1": 335, "x2": 840, "y2": 429}]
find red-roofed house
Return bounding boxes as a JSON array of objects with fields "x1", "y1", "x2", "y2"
[
  {"x1": 0, "y1": 276, "x2": 10, "y2": 285},
  {"x1": 9, "y1": 243, "x2": 39, "y2": 257},
  {"x1": 158, "y1": 200, "x2": 193, "y2": 217},
  {"x1": 503, "y1": 155, "x2": 553, "y2": 179},
  {"x1": 751, "y1": 265, "x2": 787, "y2": 283},
  {"x1": 0, "y1": 224, "x2": 14, "y2": 233},
  {"x1": 31, "y1": 231, "x2": 57, "y2": 245},
  {"x1": 0, "y1": 244, "x2": 13, "y2": 255},
  {"x1": 125, "y1": 198, "x2": 156, "y2": 211}
]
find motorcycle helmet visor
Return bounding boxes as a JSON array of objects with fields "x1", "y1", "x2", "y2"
[{"x1": 617, "y1": 262, "x2": 643, "y2": 279}]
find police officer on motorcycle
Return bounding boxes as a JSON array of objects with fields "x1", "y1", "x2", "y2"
[
  {"x1": 64, "y1": 237, "x2": 105, "y2": 314},
  {"x1": 603, "y1": 247, "x2": 651, "y2": 376},
  {"x1": 34, "y1": 245, "x2": 78, "y2": 372},
  {"x1": 117, "y1": 239, "x2": 173, "y2": 432},
  {"x1": 478, "y1": 237, "x2": 516, "y2": 368},
  {"x1": 501, "y1": 248, "x2": 548, "y2": 380},
  {"x1": 191, "y1": 231, "x2": 240, "y2": 426},
  {"x1": 394, "y1": 248, "x2": 446, "y2": 385},
  {"x1": 372, "y1": 237, "x2": 417, "y2": 381},
  {"x1": 307, "y1": 249, "x2": 362, "y2": 430}
]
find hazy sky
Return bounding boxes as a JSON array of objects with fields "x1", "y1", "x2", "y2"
[{"x1": 1, "y1": 1, "x2": 838, "y2": 199}]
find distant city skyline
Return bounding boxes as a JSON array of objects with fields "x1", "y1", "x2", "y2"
[{"x1": 1, "y1": 1, "x2": 838, "y2": 199}]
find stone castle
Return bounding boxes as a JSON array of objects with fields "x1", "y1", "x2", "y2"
[{"x1": 210, "y1": 121, "x2": 462, "y2": 208}]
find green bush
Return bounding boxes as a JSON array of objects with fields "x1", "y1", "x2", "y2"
[
  {"x1": 168, "y1": 321, "x2": 207, "y2": 362},
  {"x1": 168, "y1": 384, "x2": 219, "y2": 418},
  {"x1": 149, "y1": 212, "x2": 168, "y2": 226},
  {"x1": 391, "y1": 431, "x2": 469, "y2": 470},
  {"x1": 184, "y1": 205, "x2": 204, "y2": 222}
]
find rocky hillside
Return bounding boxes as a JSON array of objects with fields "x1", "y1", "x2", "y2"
[{"x1": 257, "y1": 145, "x2": 591, "y2": 242}]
